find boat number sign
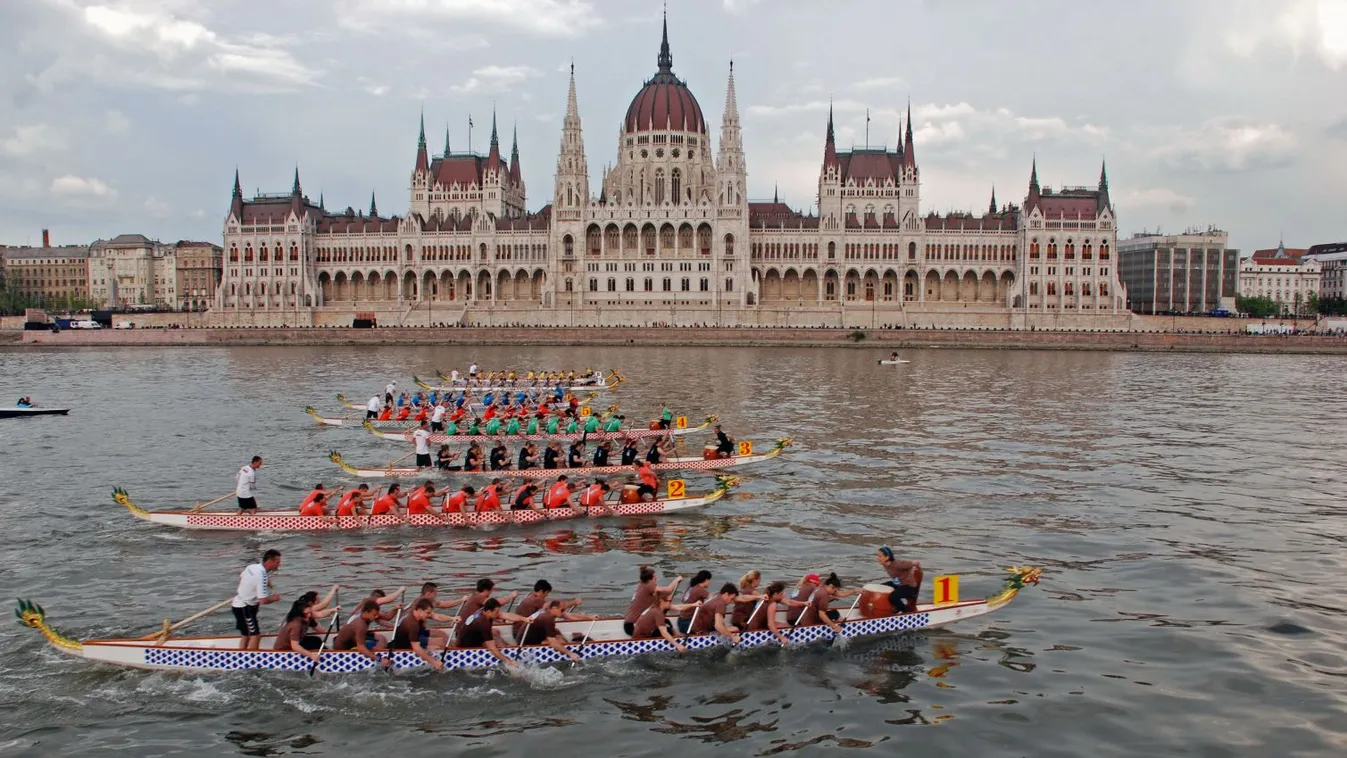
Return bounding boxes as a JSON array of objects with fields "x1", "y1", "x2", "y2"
[
  {"x1": 580, "y1": 406, "x2": 591, "y2": 417},
  {"x1": 667, "y1": 479, "x2": 686, "y2": 500},
  {"x1": 933, "y1": 575, "x2": 959, "y2": 605},
  {"x1": 675, "y1": 416, "x2": 688, "y2": 429},
  {"x1": 737, "y1": 441, "x2": 753, "y2": 456}
]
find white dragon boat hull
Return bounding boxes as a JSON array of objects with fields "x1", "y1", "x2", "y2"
[
  {"x1": 328, "y1": 441, "x2": 790, "y2": 480},
  {"x1": 14, "y1": 568, "x2": 1041, "y2": 674},
  {"x1": 110, "y1": 484, "x2": 730, "y2": 531},
  {"x1": 361, "y1": 418, "x2": 714, "y2": 445}
]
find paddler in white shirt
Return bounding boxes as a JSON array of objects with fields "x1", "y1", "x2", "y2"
[
  {"x1": 232, "y1": 549, "x2": 282, "y2": 650},
  {"x1": 429, "y1": 402, "x2": 447, "y2": 432},
  {"x1": 366, "y1": 395, "x2": 381, "y2": 420},
  {"x1": 236, "y1": 456, "x2": 262, "y2": 515}
]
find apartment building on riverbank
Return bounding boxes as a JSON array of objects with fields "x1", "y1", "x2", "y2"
[{"x1": 1117, "y1": 231, "x2": 1239, "y2": 314}]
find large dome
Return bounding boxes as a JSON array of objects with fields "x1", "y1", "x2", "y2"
[{"x1": 622, "y1": 15, "x2": 705, "y2": 134}]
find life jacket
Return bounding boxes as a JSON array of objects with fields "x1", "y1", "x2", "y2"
[
  {"x1": 415, "y1": 407, "x2": 429, "y2": 422},
  {"x1": 446, "y1": 490, "x2": 469, "y2": 513},
  {"x1": 450, "y1": 408, "x2": 466, "y2": 422},
  {"x1": 483, "y1": 407, "x2": 497, "y2": 421},
  {"x1": 475, "y1": 485, "x2": 500, "y2": 512},
  {"x1": 378, "y1": 408, "x2": 392, "y2": 421},
  {"x1": 337, "y1": 489, "x2": 361, "y2": 517},
  {"x1": 406, "y1": 488, "x2": 432, "y2": 514},
  {"x1": 298, "y1": 489, "x2": 323, "y2": 511},
  {"x1": 580, "y1": 484, "x2": 605, "y2": 507},
  {"x1": 545, "y1": 481, "x2": 571, "y2": 508},
  {"x1": 371, "y1": 494, "x2": 397, "y2": 515}
]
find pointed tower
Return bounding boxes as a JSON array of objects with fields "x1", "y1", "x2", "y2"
[
  {"x1": 369, "y1": 191, "x2": 378, "y2": 218},
  {"x1": 1097, "y1": 158, "x2": 1110, "y2": 213},
  {"x1": 902, "y1": 100, "x2": 916, "y2": 170},
  {"x1": 291, "y1": 166, "x2": 302, "y2": 197},
  {"x1": 290, "y1": 165, "x2": 304, "y2": 215},
  {"x1": 554, "y1": 63, "x2": 589, "y2": 212},
  {"x1": 487, "y1": 111, "x2": 501, "y2": 171},
  {"x1": 230, "y1": 168, "x2": 244, "y2": 220},
  {"x1": 410, "y1": 113, "x2": 432, "y2": 219},
  {"x1": 717, "y1": 60, "x2": 746, "y2": 208},
  {"x1": 444, "y1": 125, "x2": 451, "y2": 158},
  {"x1": 989, "y1": 186, "x2": 997, "y2": 215},
  {"x1": 1027, "y1": 156, "x2": 1041, "y2": 211},
  {"x1": 818, "y1": 103, "x2": 843, "y2": 232},
  {"x1": 823, "y1": 103, "x2": 839, "y2": 171},
  {"x1": 509, "y1": 123, "x2": 522, "y2": 185}
]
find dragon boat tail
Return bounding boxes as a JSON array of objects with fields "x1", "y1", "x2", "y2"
[{"x1": 15, "y1": 567, "x2": 1041, "y2": 674}]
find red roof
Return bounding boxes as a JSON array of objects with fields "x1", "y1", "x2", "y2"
[
  {"x1": 923, "y1": 212, "x2": 1019, "y2": 232},
  {"x1": 1035, "y1": 195, "x2": 1098, "y2": 219},
  {"x1": 1252, "y1": 247, "x2": 1306, "y2": 261},
  {"x1": 749, "y1": 202, "x2": 817, "y2": 228},
  {"x1": 625, "y1": 79, "x2": 705, "y2": 134},
  {"x1": 838, "y1": 150, "x2": 901, "y2": 185}
]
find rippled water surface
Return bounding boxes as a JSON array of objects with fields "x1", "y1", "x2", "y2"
[{"x1": 2, "y1": 345, "x2": 1346, "y2": 757}]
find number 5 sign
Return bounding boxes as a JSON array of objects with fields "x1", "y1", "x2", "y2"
[
  {"x1": 932, "y1": 575, "x2": 959, "y2": 605},
  {"x1": 667, "y1": 479, "x2": 686, "y2": 500},
  {"x1": 736, "y1": 440, "x2": 753, "y2": 457},
  {"x1": 579, "y1": 406, "x2": 591, "y2": 417}
]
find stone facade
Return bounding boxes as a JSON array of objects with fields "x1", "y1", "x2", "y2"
[
  {"x1": 173, "y1": 241, "x2": 223, "y2": 311},
  {"x1": 1239, "y1": 244, "x2": 1321, "y2": 314},
  {"x1": 88, "y1": 234, "x2": 178, "y2": 308},
  {"x1": 213, "y1": 15, "x2": 1128, "y2": 327},
  {"x1": 1, "y1": 241, "x2": 90, "y2": 304}
]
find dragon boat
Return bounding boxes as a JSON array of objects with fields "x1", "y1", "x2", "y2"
[
  {"x1": 108, "y1": 477, "x2": 737, "y2": 532},
  {"x1": 310, "y1": 394, "x2": 599, "y2": 429},
  {"x1": 13, "y1": 567, "x2": 1041, "y2": 674},
  {"x1": 361, "y1": 416, "x2": 716, "y2": 445},
  {"x1": 415, "y1": 374, "x2": 622, "y2": 394},
  {"x1": 328, "y1": 439, "x2": 792, "y2": 480},
  {"x1": 335, "y1": 392, "x2": 599, "y2": 413}
]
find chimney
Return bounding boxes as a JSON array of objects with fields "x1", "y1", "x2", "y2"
[{"x1": 41, "y1": 229, "x2": 50, "y2": 247}]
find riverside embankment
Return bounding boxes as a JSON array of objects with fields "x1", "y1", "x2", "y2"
[{"x1": 9, "y1": 326, "x2": 1347, "y2": 354}]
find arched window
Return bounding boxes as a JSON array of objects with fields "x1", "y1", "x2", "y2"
[
  {"x1": 563, "y1": 234, "x2": 574, "y2": 257},
  {"x1": 908, "y1": 241, "x2": 916, "y2": 260},
  {"x1": 671, "y1": 169, "x2": 681, "y2": 206},
  {"x1": 1030, "y1": 238, "x2": 1040, "y2": 258},
  {"x1": 259, "y1": 245, "x2": 269, "y2": 262},
  {"x1": 229, "y1": 246, "x2": 239, "y2": 262},
  {"x1": 655, "y1": 169, "x2": 665, "y2": 205},
  {"x1": 724, "y1": 234, "x2": 734, "y2": 256},
  {"x1": 589, "y1": 278, "x2": 598, "y2": 291},
  {"x1": 607, "y1": 278, "x2": 616, "y2": 292},
  {"x1": 827, "y1": 241, "x2": 836, "y2": 259},
  {"x1": 290, "y1": 244, "x2": 299, "y2": 262}
]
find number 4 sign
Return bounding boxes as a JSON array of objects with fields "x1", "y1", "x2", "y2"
[{"x1": 933, "y1": 575, "x2": 959, "y2": 605}]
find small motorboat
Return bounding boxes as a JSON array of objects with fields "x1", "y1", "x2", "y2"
[{"x1": 1, "y1": 404, "x2": 70, "y2": 419}]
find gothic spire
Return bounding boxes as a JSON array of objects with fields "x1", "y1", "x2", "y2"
[
  {"x1": 509, "y1": 123, "x2": 521, "y2": 183},
  {"x1": 291, "y1": 165, "x2": 302, "y2": 196},
  {"x1": 1028, "y1": 156, "x2": 1041, "y2": 209},
  {"x1": 487, "y1": 109, "x2": 501, "y2": 168},
  {"x1": 369, "y1": 191, "x2": 378, "y2": 218},
  {"x1": 232, "y1": 168, "x2": 242, "y2": 199},
  {"x1": 444, "y1": 124, "x2": 451, "y2": 157},
  {"x1": 823, "y1": 101, "x2": 838, "y2": 169},
  {"x1": 657, "y1": 5, "x2": 673, "y2": 74},
  {"x1": 229, "y1": 168, "x2": 244, "y2": 218},
  {"x1": 414, "y1": 112, "x2": 430, "y2": 173},
  {"x1": 902, "y1": 98, "x2": 916, "y2": 169},
  {"x1": 1098, "y1": 158, "x2": 1110, "y2": 212},
  {"x1": 989, "y1": 186, "x2": 997, "y2": 214}
]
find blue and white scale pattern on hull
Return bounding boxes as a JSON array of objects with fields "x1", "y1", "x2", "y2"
[{"x1": 138, "y1": 611, "x2": 934, "y2": 672}]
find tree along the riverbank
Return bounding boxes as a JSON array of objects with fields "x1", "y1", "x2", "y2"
[{"x1": 0, "y1": 285, "x2": 100, "y2": 316}]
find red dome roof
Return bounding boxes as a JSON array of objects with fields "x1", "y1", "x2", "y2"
[
  {"x1": 625, "y1": 79, "x2": 705, "y2": 134},
  {"x1": 623, "y1": 12, "x2": 705, "y2": 134}
]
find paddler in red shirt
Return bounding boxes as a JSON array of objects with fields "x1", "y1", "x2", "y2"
[
  {"x1": 406, "y1": 481, "x2": 438, "y2": 515},
  {"x1": 543, "y1": 475, "x2": 575, "y2": 510},
  {"x1": 444, "y1": 484, "x2": 475, "y2": 513},
  {"x1": 336, "y1": 484, "x2": 373, "y2": 516},
  {"x1": 475, "y1": 479, "x2": 504, "y2": 512},
  {"x1": 370, "y1": 483, "x2": 407, "y2": 515},
  {"x1": 578, "y1": 479, "x2": 611, "y2": 517},
  {"x1": 298, "y1": 491, "x2": 329, "y2": 517}
]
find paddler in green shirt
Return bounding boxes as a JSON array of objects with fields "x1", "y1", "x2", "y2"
[
  {"x1": 445, "y1": 419, "x2": 458, "y2": 435},
  {"x1": 505, "y1": 416, "x2": 522, "y2": 435},
  {"x1": 485, "y1": 417, "x2": 502, "y2": 435},
  {"x1": 526, "y1": 415, "x2": 540, "y2": 435},
  {"x1": 603, "y1": 414, "x2": 624, "y2": 433},
  {"x1": 545, "y1": 415, "x2": 560, "y2": 435},
  {"x1": 584, "y1": 413, "x2": 601, "y2": 433},
  {"x1": 658, "y1": 405, "x2": 674, "y2": 430},
  {"x1": 565, "y1": 416, "x2": 580, "y2": 434},
  {"x1": 469, "y1": 420, "x2": 482, "y2": 435}
]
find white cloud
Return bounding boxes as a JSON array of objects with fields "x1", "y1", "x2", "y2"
[
  {"x1": 723, "y1": 0, "x2": 763, "y2": 14},
  {"x1": 341, "y1": 0, "x2": 602, "y2": 37},
  {"x1": 1222, "y1": 0, "x2": 1347, "y2": 69},
  {"x1": 78, "y1": 4, "x2": 320, "y2": 91},
  {"x1": 50, "y1": 175, "x2": 118, "y2": 200},
  {"x1": 450, "y1": 64, "x2": 541, "y2": 95},
  {"x1": 850, "y1": 76, "x2": 907, "y2": 92},
  {"x1": 1119, "y1": 188, "x2": 1197, "y2": 214},
  {"x1": 105, "y1": 110, "x2": 131, "y2": 136},
  {"x1": 1150, "y1": 121, "x2": 1298, "y2": 172},
  {"x1": 1, "y1": 125, "x2": 63, "y2": 157},
  {"x1": 144, "y1": 196, "x2": 172, "y2": 218}
]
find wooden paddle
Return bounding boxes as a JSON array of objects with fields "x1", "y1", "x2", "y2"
[
  {"x1": 190, "y1": 492, "x2": 236, "y2": 514},
  {"x1": 569, "y1": 618, "x2": 599, "y2": 668},
  {"x1": 139, "y1": 598, "x2": 232, "y2": 643},
  {"x1": 308, "y1": 590, "x2": 341, "y2": 677},
  {"x1": 830, "y1": 595, "x2": 864, "y2": 645},
  {"x1": 384, "y1": 603, "x2": 405, "y2": 675}
]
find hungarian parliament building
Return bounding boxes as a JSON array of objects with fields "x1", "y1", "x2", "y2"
[{"x1": 214, "y1": 17, "x2": 1127, "y2": 327}]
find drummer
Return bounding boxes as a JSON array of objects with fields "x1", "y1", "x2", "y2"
[
  {"x1": 877, "y1": 546, "x2": 922, "y2": 613},
  {"x1": 635, "y1": 460, "x2": 659, "y2": 502},
  {"x1": 713, "y1": 424, "x2": 735, "y2": 457}
]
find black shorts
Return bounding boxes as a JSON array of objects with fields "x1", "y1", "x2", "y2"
[
  {"x1": 237, "y1": 497, "x2": 257, "y2": 511},
  {"x1": 232, "y1": 604, "x2": 260, "y2": 636},
  {"x1": 430, "y1": 421, "x2": 444, "y2": 432},
  {"x1": 888, "y1": 583, "x2": 919, "y2": 611},
  {"x1": 300, "y1": 635, "x2": 323, "y2": 651},
  {"x1": 416, "y1": 453, "x2": 432, "y2": 468},
  {"x1": 636, "y1": 484, "x2": 656, "y2": 497},
  {"x1": 366, "y1": 410, "x2": 378, "y2": 419}
]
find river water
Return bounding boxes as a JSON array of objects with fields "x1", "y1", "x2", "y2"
[{"x1": 1, "y1": 345, "x2": 1345, "y2": 757}]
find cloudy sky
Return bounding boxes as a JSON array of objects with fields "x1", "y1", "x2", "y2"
[{"x1": 1, "y1": 0, "x2": 1344, "y2": 252}]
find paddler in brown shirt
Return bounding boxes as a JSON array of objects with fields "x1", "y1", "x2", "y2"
[
  {"x1": 334, "y1": 600, "x2": 391, "y2": 670},
  {"x1": 455, "y1": 598, "x2": 528, "y2": 669},
  {"x1": 747, "y1": 581, "x2": 808, "y2": 646},
  {"x1": 632, "y1": 593, "x2": 697, "y2": 654},
  {"x1": 517, "y1": 600, "x2": 582, "y2": 662},
  {"x1": 677, "y1": 570, "x2": 713, "y2": 634},
  {"x1": 512, "y1": 579, "x2": 593, "y2": 641},
  {"x1": 877, "y1": 546, "x2": 922, "y2": 613},
  {"x1": 450, "y1": 578, "x2": 519, "y2": 629},
  {"x1": 389, "y1": 598, "x2": 446, "y2": 671},
  {"x1": 797, "y1": 573, "x2": 861, "y2": 635},
  {"x1": 624, "y1": 565, "x2": 684, "y2": 636},
  {"x1": 689, "y1": 583, "x2": 742, "y2": 644}
]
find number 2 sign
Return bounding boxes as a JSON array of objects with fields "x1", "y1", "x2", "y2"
[{"x1": 667, "y1": 479, "x2": 686, "y2": 500}]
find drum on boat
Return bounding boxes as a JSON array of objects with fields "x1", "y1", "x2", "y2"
[
  {"x1": 620, "y1": 484, "x2": 642, "y2": 504},
  {"x1": 859, "y1": 583, "x2": 895, "y2": 618},
  {"x1": 703, "y1": 445, "x2": 722, "y2": 461}
]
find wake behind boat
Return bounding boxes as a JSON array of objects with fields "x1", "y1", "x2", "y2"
[
  {"x1": 14, "y1": 567, "x2": 1042, "y2": 674},
  {"x1": 328, "y1": 438, "x2": 792, "y2": 480},
  {"x1": 110, "y1": 478, "x2": 736, "y2": 532}
]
